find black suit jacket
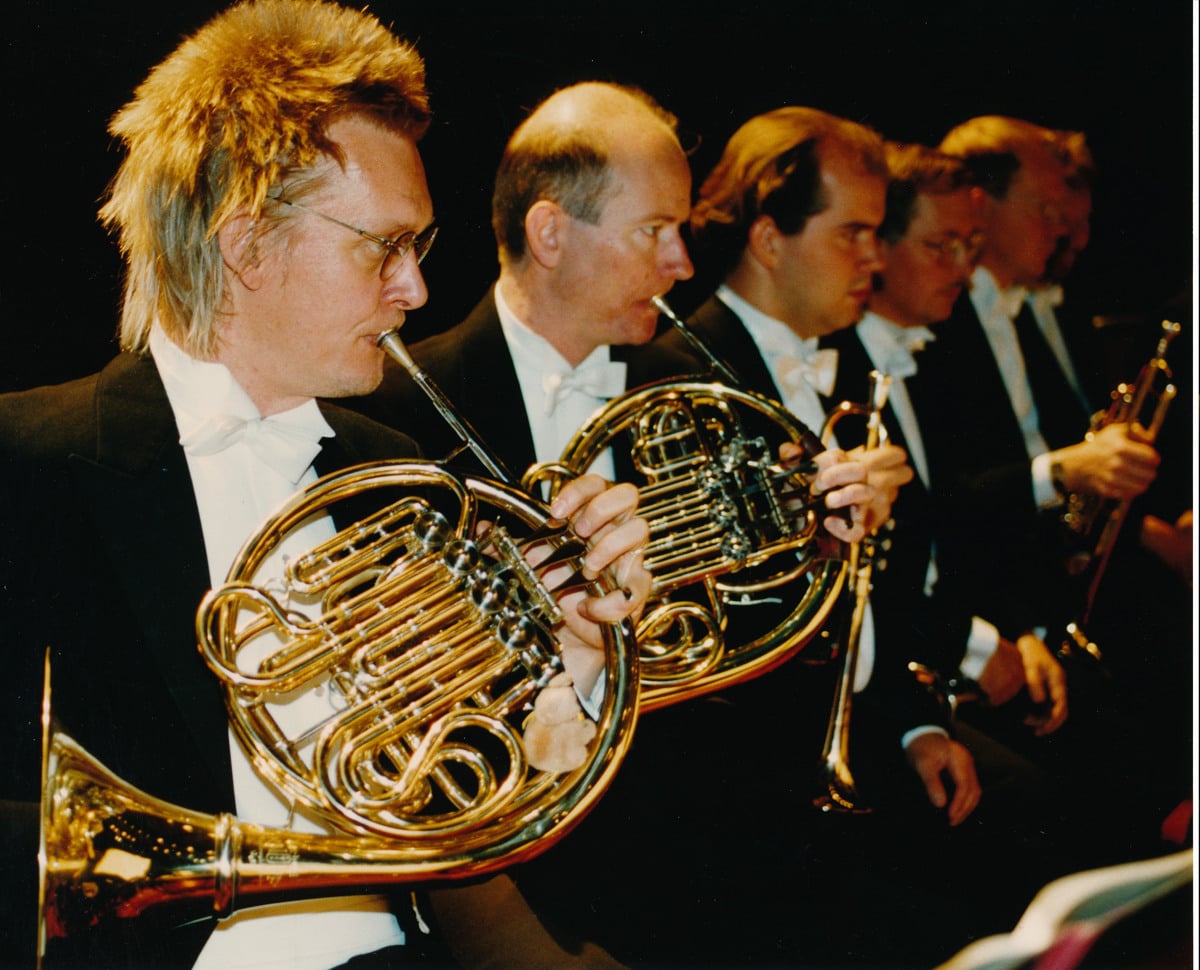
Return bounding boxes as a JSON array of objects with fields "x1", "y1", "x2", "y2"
[
  {"x1": 355, "y1": 287, "x2": 689, "y2": 490},
  {"x1": 819, "y1": 325, "x2": 974, "y2": 678},
  {"x1": 357, "y1": 288, "x2": 537, "y2": 483},
  {"x1": 0, "y1": 352, "x2": 420, "y2": 968},
  {"x1": 913, "y1": 291, "x2": 1083, "y2": 635},
  {"x1": 631, "y1": 295, "x2": 948, "y2": 742}
]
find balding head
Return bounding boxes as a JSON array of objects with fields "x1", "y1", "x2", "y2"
[{"x1": 492, "y1": 82, "x2": 681, "y2": 263}]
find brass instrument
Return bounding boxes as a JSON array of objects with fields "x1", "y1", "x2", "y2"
[
  {"x1": 908, "y1": 662, "x2": 985, "y2": 724},
  {"x1": 38, "y1": 331, "x2": 638, "y2": 958},
  {"x1": 1059, "y1": 319, "x2": 1180, "y2": 660},
  {"x1": 526, "y1": 296, "x2": 846, "y2": 711},
  {"x1": 813, "y1": 370, "x2": 891, "y2": 814}
]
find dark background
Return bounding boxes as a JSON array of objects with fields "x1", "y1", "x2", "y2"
[{"x1": 3, "y1": 0, "x2": 1195, "y2": 394}]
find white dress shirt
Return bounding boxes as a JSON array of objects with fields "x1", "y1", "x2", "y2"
[
  {"x1": 150, "y1": 326, "x2": 406, "y2": 970},
  {"x1": 494, "y1": 288, "x2": 614, "y2": 715},
  {"x1": 969, "y1": 266, "x2": 1060, "y2": 509},
  {"x1": 716, "y1": 286, "x2": 878, "y2": 694},
  {"x1": 857, "y1": 311, "x2": 1001, "y2": 680},
  {"x1": 495, "y1": 285, "x2": 624, "y2": 484}
]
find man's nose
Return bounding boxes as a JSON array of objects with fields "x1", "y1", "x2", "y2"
[
  {"x1": 385, "y1": 257, "x2": 429, "y2": 311},
  {"x1": 661, "y1": 230, "x2": 694, "y2": 281}
]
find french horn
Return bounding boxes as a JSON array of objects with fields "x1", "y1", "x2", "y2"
[
  {"x1": 525, "y1": 297, "x2": 847, "y2": 710},
  {"x1": 38, "y1": 332, "x2": 639, "y2": 959}
]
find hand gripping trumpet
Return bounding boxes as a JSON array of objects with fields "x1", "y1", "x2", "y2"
[
  {"x1": 524, "y1": 296, "x2": 847, "y2": 711},
  {"x1": 813, "y1": 370, "x2": 892, "y2": 814},
  {"x1": 37, "y1": 330, "x2": 638, "y2": 959},
  {"x1": 1059, "y1": 319, "x2": 1180, "y2": 661}
]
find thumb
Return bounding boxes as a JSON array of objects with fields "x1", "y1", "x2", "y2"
[{"x1": 914, "y1": 760, "x2": 948, "y2": 809}]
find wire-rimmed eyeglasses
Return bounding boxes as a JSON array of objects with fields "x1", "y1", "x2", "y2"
[
  {"x1": 276, "y1": 198, "x2": 438, "y2": 280},
  {"x1": 920, "y1": 232, "x2": 985, "y2": 267}
]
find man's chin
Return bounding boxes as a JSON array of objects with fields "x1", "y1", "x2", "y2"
[
  {"x1": 625, "y1": 313, "x2": 661, "y2": 347},
  {"x1": 323, "y1": 363, "x2": 387, "y2": 401}
]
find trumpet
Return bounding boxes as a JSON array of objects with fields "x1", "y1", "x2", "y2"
[
  {"x1": 1059, "y1": 319, "x2": 1180, "y2": 659},
  {"x1": 812, "y1": 370, "x2": 892, "y2": 814},
  {"x1": 525, "y1": 296, "x2": 847, "y2": 710},
  {"x1": 38, "y1": 330, "x2": 639, "y2": 958}
]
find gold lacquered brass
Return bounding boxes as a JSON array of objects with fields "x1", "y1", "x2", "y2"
[
  {"x1": 528, "y1": 296, "x2": 847, "y2": 711},
  {"x1": 39, "y1": 463, "x2": 638, "y2": 958}
]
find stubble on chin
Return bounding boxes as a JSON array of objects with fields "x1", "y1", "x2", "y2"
[{"x1": 320, "y1": 356, "x2": 386, "y2": 402}]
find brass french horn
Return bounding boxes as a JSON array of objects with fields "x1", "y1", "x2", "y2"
[
  {"x1": 38, "y1": 331, "x2": 639, "y2": 959},
  {"x1": 525, "y1": 297, "x2": 847, "y2": 711}
]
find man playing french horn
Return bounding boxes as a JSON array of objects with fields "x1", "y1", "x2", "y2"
[
  {"x1": 348, "y1": 84, "x2": 899, "y2": 967},
  {"x1": 352, "y1": 81, "x2": 880, "y2": 545},
  {"x1": 0, "y1": 4, "x2": 656, "y2": 968}
]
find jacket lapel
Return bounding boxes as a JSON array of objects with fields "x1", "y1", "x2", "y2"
[
  {"x1": 688, "y1": 297, "x2": 784, "y2": 401},
  {"x1": 442, "y1": 292, "x2": 538, "y2": 482},
  {"x1": 821, "y1": 327, "x2": 914, "y2": 458},
  {"x1": 70, "y1": 353, "x2": 234, "y2": 804}
]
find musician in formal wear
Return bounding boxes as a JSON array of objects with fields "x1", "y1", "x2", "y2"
[
  {"x1": 624, "y1": 106, "x2": 1045, "y2": 968},
  {"x1": 1041, "y1": 129, "x2": 1194, "y2": 589},
  {"x1": 809, "y1": 141, "x2": 1134, "y2": 926},
  {"x1": 352, "y1": 81, "x2": 874, "y2": 535},
  {"x1": 914, "y1": 115, "x2": 1161, "y2": 639},
  {"x1": 822, "y1": 141, "x2": 1069, "y2": 735},
  {"x1": 0, "y1": 4, "x2": 653, "y2": 968},
  {"x1": 347, "y1": 79, "x2": 902, "y2": 970},
  {"x1": 916, "y1": 116, "x2": 1189, "y2": 857}
]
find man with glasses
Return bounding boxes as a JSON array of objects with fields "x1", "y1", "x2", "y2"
[
  {"x1": 913, "y1": 116, "x2": 1160, "y2": 659},
  {"x1": 0, "y1": 3, "x2": 651, "y2": 968},
  {"x1": 821, "y1": 141, "x2": 1069, "y2": 737},
  {"x1": 913, "y1": 117, "x2": 1195, "y2": 869},
  {"x1": 614, "y1": 106, "x2": 1027, "y2": 969}
]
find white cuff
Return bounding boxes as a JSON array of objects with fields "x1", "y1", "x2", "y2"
[{"x1": 960, "y1": 616, "x2": 1001, "y2": 680}]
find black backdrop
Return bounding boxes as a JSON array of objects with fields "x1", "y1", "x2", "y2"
[{"x1": 3, "y1": 0, "x2": 1195, "y2": 393}]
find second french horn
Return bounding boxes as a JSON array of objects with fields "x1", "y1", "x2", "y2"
[{"x1": 526, "y1": 297, "x2": 847, "y2": 710}]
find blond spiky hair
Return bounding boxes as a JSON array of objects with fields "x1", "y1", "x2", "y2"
[{"x1": 101, "y1": 0, "x2": 430, "y2": 356}]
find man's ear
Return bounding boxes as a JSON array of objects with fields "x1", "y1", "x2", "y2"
[
  {"x1": 747, "y1": 214, "x2": 781, "y2": 270},
  {"x1": 524, "y1": 200, "x2": 565, "y2": 269},
  {"x1": 217, "y1": 211, "x2": 265, "y2": 287}
]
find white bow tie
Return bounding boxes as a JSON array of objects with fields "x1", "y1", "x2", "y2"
[
  {"x1": 543, "y1": 359, "x2": 627, "y2": 416},
  {"x1": 1030, "y1": 284, "x2": 1064, "y2": 314},
  {"x1": 179, "y1": 402, "x2": 331, "y2": 483},
  {"x1": 883, "y1": 326, "x2": 935, "y2": 380},
  {"x1": 775, "y1": 347, "x2": 839, "y2": 398},
  {"x1": 998, "y1": 286, "x2": 1029, "y2": 321}
]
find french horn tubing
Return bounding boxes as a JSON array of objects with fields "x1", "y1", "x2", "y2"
[
  {"x1": 813, "y1": 370, "x2": 891, "y2": 814},
  {"x1": 525, "y1": 296, "x2": 847, "y2": 711},
  {"x1": 38, "y1": 331, "x2": 639, "y2": 957}
]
